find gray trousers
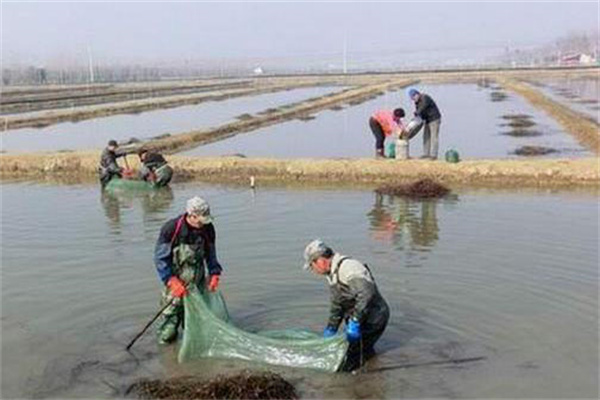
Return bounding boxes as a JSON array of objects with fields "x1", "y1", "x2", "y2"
[{"x1": 423, "y1": 119, "x2": 441, "y2": 158}]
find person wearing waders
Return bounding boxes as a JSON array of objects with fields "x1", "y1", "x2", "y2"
[
  {"x1": 407, "y1": 88, "x2": 442, "y2": 159},
  {"x1": 98, "y1": 139, "x2": 128, "y2": 187},
  {"x1": 303, "y1": 239, "x2": 390, "y2": 371},
  {"x1": 153, "y1": 196, "x2": 223, "y2": 344},
  {"x1": 369, "y1": 108, "x2": 407, "y2": 158},
  {"x1": 137, "y1": 148, "x2": 173, "y2": 187}
]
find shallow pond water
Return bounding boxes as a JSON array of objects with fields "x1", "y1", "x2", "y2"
[
  {"x1": 0, "y1": 86, "x2": 344, "y2": 153},
  {"x1": 180, "y1": 83, "x2": 590, "y2": 159},
  {"x1": 531, "y1": 78, "x2": 600, "y2": 123},
  {"x1": 1, "y1": 181, "x2": 597, "y2": 399}
]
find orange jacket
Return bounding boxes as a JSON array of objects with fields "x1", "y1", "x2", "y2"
[{"x1": 372, "y1": 110, "x2": 404, "y2": 136}]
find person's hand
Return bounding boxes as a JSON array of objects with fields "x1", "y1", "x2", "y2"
[
  {"x1": 345, "y1": 318, "x2": 361, "y2": 342},
  {"x1": 207, "y1": 275, "x2": 220, "y2": 292},
  {"x1": 323, "y1": 326, "x2": 337, "y2": 338},
  {"x1": 167, "y1": 276, "x2": 188, "y2": 298}
]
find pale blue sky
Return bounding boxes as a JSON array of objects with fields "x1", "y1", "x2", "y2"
[{"x1": 2, "y1": 1, "x2": 598, "y2": 67}]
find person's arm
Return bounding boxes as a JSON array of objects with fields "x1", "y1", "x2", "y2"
[
  {"x1": 204, "y1": 224, "x2": 223, "y2": 276},
  {"x1": 154, "y1": 222, "x2": 176, "y2": 284},
  {"x1": 346, "y1": 278, "x2": 377, "y2": 323},
  {"x1": 415, "y1": 95, "x2": 432, "y2": 118},
  {"x1": 326, "y1": 288, "x2": 345, "y2": 331}
]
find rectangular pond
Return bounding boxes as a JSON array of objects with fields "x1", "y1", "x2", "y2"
[
  {"x1": 0, "y1": 86, "x2": 344, "y2": 153},
  {"x1": 180, "y1": 83, "x2": 591, "y2": 159},
  {"x1": 529, "y1": 77, "x2": 600, "y2": 123},
  {"x1": 1, "y1": 181, "x2": 597, "y2": 399}
]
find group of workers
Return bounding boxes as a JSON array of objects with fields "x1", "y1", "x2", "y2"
[
  {"x1": 369, "y1": 87, "x2": 442, "y2": 159},
  {"x1": 98, "y1": 88, "x2": 437, "y2": 373},
  {"x1": 152, "y1": 195, "x2": 389, "y2": 372},
  {"x1": 98, "y1": 140, "x2": 173, "y2": 188}
]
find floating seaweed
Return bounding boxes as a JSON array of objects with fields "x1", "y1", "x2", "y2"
[
  {"x1": 235, "y1": 113, "x2": 254, "y2": 121},
  {"x1": 129, "y1": 370, "x2": 298, "y2": 400},
  {"x1": 297, "y1": 114, "x2": 316, "y2": 121},
  {"x1": 500, "y1": 119, "x2": 536, "y2": 129},
  {"x1": 500, "y1": 114, "x2": 533, "y2": 120},
  {"x1": 490, "y1": 91, "x2": 508, "y2": 102},
  {"x1": 501, "y1": 128, "x2": 543, "y2": 137},
  {"x1": 375, "y1": 179, "x2": 450, "y2": 199},
  {"x1": 513, "y1": 146, "x2": 558, "y2": 156},
  {"x1": 329, "y1": 105, "x2": 344, "y2": 111}
]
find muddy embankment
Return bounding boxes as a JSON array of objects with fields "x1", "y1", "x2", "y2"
[
  {"x1": 497, "y1": 77, "x2": 600, "y2": 155},
  {"x1": 0, "y1": 80, "x2": 253, "y2": 115},
  {"x1": 0, "y1": 75, "x2": 402, "y2": 130},
  {"x1": 1, "y1": 152, "x2": 598, "y2": 189}
]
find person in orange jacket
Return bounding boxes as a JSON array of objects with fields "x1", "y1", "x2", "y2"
[
  {"x1": 153, "y1": 196, "x2": 223, "y2": 344},
  {"x1": 369, "y1": 108, "x2": 407, "y2": 158}
]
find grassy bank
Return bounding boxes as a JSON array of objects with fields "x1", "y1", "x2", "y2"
[
  {"x1": 497, "y1": 77, "x2": 600, "y2": 155},
  {"x1": 2, "y1": 152, "x2": 598, "y2": 189}
]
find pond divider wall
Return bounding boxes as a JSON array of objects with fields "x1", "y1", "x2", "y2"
[{"x1": 2, "y1": 153, "x2": 598, "y2": 189}]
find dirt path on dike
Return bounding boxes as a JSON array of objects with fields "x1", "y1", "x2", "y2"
[{"x1": 1, "y1": 152, "x2": 598, "y2": 189}]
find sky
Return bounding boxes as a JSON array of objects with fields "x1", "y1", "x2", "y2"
[{"x1": 1, "y1": 1, "x2": 598, "y2": 68}]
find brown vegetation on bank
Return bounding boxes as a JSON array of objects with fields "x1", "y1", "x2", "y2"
[
  {"x1": 129, "y1": 370, "x2": 298, "y2": 400},
  {"x1": 497, "y1": 77, "x2": 600, "y2": 154},
  {"x1": 2, "y1": 152, "x2": 598, "y2": 188}
]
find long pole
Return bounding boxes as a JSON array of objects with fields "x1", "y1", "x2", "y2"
[{"x1": 125, "y1": 298, "x2": 174, "y2": 351}]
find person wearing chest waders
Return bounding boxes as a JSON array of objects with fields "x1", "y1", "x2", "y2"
[
  {"x1": 303, "y1": 239, "x2": 390, "y2": 371},
  {"x1": 369, "y1": 108, "x2": 407, "y2": 158},
  {"x1": 138, "y1": 148, "x2": 174, "y2": 187},
  {"x1": 154, "y1": 196, "x2": 223, "y2": 344},
  {"x1": 407, "y1": 88, "x2": 442, "y2": 160},
  {"x1": 98, "y1": 139, "x2": 128, "y2": 187}
]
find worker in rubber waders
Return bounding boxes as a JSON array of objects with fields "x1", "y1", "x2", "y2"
[
  {"x1": 154, "y1": 196, "x2": 223, "y2": 344},
  {"x1": 98, "y1": 139, "x2": 128, "y2": 187},
  {"x1": 369, "y1": 108, "x2": 407, "y2": 158},
  {"x1": 137, "y1": 148, "x2": 174, "y2": 187},
  {"x1": 407, "y1": 88, "x2": 442, "y2": 160},
  {"x1": 303, "y1": 239, "x2": 390, "y2": 371}
]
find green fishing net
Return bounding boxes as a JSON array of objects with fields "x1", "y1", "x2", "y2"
[
  {"x1": 105, "y1": 178, "x2": 155, "y2": 192},
  {"x1": 179, "y1": 287, "x2": 349, "y2": 372}
]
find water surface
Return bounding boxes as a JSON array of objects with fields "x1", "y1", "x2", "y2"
[
  {"x1": 1, "y1": 182, "x2": 598, "y2": 399},
  {"x1": 181, "y1": 84, "x2": 589, "y2": 159},
  {"x1": 0, "y1": 86, "x2": 343, "y2": 153}
]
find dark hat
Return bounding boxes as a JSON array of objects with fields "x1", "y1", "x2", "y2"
[
  {"x1": 108, "y1": 140, "x2": 118, "y2": 147},
  {"x1": 393, "y1": 108, "x2": 405, "y2": 119}
]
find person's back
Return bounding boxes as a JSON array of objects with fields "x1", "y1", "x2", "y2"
[
  {"x1": 415, "y1": 93, "x2": 441, "y2": 123},
  {"x1": 139, "y1": 149, "x2": 173, "y2": 187},
  {"x1": 98, "y1": 140, "x2": 125, "y2": 187}
]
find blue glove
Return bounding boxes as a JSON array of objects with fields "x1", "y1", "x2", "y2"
[
  {"x1": 323, "y1": 326, "x2": 337, "y2": 338},
  {"x1": 345, "y1": 319, "x2": 361, "y2": 342}
]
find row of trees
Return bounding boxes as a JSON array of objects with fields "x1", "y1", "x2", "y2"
[{"x1": 3, "y1": 32, "x2": 598, "y2": 86}]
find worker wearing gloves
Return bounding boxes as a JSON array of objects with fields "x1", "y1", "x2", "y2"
[
  {"x1": 303, "y1": 239, "x2": 390, "y2": 371},
  {"x1": 154, "y1": 196, "x2": 223, "y2": 344},
  {"x1": 137, "y1": 148, "x2": 174, "y2": 187},
  {"x1": 407, "y1": 87, "x2": 442, "y2": 159},
  {"x1": 98, "y1": 139, "x2": 128, "y2": 187}
]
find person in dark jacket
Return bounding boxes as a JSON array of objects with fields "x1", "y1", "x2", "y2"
[
  {"x1": 303, "y1": 239, "x2": 390, "y2": 371},
  {"x1": 154, "y1": 196, "x2": 223, "y2": 344},
  {"x1": 98, "y1": 139, "x2": 128, "y2": 187},
  {"x1": 408, "y1": 88, "x2": 442, "y2": 159},
  {"x1": 138, "y1": 148, "x2": 173, "y2": 187}
]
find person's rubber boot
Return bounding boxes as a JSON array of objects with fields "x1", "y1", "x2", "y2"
[
  {"x1": 375, "y1": 148, "x2": 385, "y2": 159},
  {"x1": 157, "y1": 318, "x2": 179, "y2": 345}
]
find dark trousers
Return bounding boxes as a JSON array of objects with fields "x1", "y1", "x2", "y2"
[
  {"x1": 339, "y1": 309, "x2": 390, "y2": 372},
  {"x1": 369, "y1": 117, "x2": 385, "y2": 152}
]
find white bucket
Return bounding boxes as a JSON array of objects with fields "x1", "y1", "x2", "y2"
[{"x1": 395, "y1": 138, "x2": 409, "y2": 159}]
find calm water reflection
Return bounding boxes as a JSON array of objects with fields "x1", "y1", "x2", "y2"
[
  {"x1": 0, "y1": 86, "x2": 343, "y2": 153},
  {"x1": 1, "y1": 182, "x2": 598, "y2": 399},
  {"x1": 182, "y1": 84, "x2": 589, "y2": 159}
]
